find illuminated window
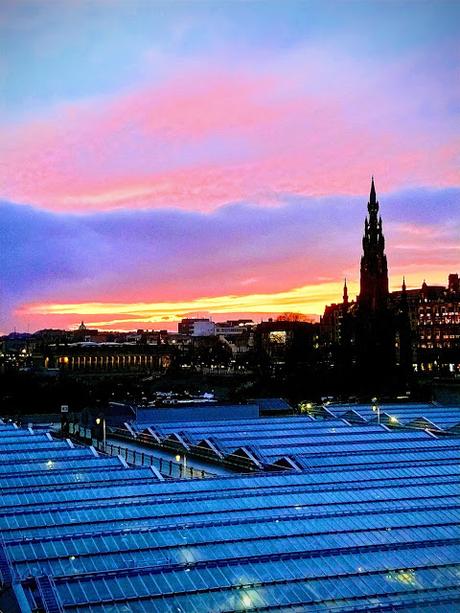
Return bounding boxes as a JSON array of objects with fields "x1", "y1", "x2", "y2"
[{"x1": 269, "y1": 331, "x2": 287, "y2": 344}]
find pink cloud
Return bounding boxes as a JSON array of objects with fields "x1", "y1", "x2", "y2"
[{"x1": 1, "y1": 51, "x2": 458, "y2": 212}]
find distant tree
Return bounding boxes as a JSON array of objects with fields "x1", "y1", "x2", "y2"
[{"x1": 276, "y1": 312, "x2": 312, "y2": 322}]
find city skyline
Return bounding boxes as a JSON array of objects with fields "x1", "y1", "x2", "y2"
[{"x1": 1, "y1": 1, "x2": 459, "y2": 333}]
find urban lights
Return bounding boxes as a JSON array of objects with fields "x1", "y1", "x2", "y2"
[
  {"x1": 372, "y1": 397, "x2": 381, "y2": 424},
  {"x1": 299, "y1": 401, "x2": 313, "y2": 413},
  {"x1": 175, "y1": 453, "x2": 187, "y2": 475},
  {"x1": 95, "y1": 415, "x2": 106, "y2": 447}
]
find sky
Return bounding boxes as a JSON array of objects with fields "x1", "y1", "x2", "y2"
[{"x1": 1, "y1": 0, "x2": 459, "y2": 333}]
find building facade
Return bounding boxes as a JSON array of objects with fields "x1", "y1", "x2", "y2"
[
  {"x1": 45, "y1": 343, "x2": 172, "y2": 373},
  {"x1": 321, "y1": 179, "x2": 460, "y2": 385},
  {"x1": 178, "y1": 318, "x2": 216, "y2": 336}
]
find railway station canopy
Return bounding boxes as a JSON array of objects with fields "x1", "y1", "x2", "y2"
[{"x1": 0, "y1": 415, "x2": 459, "y2": 612}]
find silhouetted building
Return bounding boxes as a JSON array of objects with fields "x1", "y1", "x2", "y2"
[
  {"x1": 321, "y1": 280, "x2": 354, "y2": 347},
  {"x1": 355, "y1": 178, "x2": 397, "y2": 385},
  {"x1": 215, "y1": 320, "x2": 255, "y2": 336},
  {"x1": 388, "y1": 275, "x2": 460, "y2": 374},
  {"x1": 414, "y1": 278, "x2": 459, "y2": 373},
  {"x1": 321, "y1": 179, "x2": 459, "y2": 389},
  {"x1": 321, "y1": 179, "x2": 412, "y2": 392},
  {"x1": 255, "y1": 319, "x2": 317, "y2": 377}
]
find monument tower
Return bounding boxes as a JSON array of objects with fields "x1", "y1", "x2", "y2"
[
  {"x1": 359, "y1": 177, "x2": 389, "y2": 311},
  {"x1": 356, "y1": 178, "x2": 395, "y2": 386}
]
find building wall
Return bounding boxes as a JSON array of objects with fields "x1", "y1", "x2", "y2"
[
  {"x1": 191, "y1": 320, "x2": 216, "y2": 336},
  {"x1": 46, "y1": 345, "x2": 171, "y2": 372},
  {"x1": 178, "y1": 318, "x2": 216, "y2": 336},
  {"x1": 320, "y1": 275, "x2": 460, "y2": 376}
]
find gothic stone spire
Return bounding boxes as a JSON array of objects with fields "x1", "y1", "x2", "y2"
[
  {"x1": 343, "y1": 278, "x2": 349, "y2": 305},
  {"x1": 359, "y1": 177, "x2": 389, "y2": 311}
]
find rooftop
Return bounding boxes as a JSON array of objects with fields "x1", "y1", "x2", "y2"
[{"x1": 1, "y1": 415, "x2": 459, "y2": 612}]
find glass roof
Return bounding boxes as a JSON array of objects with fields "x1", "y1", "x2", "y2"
[{"x1": 2, "y1": 418, "x2": 460, "y2": 613}]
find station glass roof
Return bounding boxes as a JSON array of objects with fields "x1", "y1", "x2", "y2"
[{"x1": 0, "y1": 416, "x2": 459, "y2": 613}]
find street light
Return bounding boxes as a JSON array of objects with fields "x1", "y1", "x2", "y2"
[
  {"x1": 95, "y1": 415, "x2": 106, "y2": 448},
  {"x1": 371, "y1": 397, "x2": 380, "y2": 424},
  {"x1": 175, "y1": 453, "x2": 187, "y2": 476}
]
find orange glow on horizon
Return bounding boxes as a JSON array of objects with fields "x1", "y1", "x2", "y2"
[
  {"x1": 20, "y1": 281, "x2": 352, "y2": 329},
  {"x1": 17, "y1": 271, "x2": 444, "y2": 331},
  {"x1": 23, "y1": 283, "x2": 345, "y2": 314}
]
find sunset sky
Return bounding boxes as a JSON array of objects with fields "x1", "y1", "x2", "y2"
[{"x1": 1, "y1": 0, "x2": 459, "y2": 333}]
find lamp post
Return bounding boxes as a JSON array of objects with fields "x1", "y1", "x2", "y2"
[
  {"x1": 372, "y1": 397, "x2": 380, "y2": 424},
  {"x1": 95, "y1": 415, "x2": 106, "y2": 448},
  {"x1": 175, "y1": 453, "x2": 187, "y2": 477},
  {"x1": 60, "y1": 404, "x2": 69, "y2": 438}
]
